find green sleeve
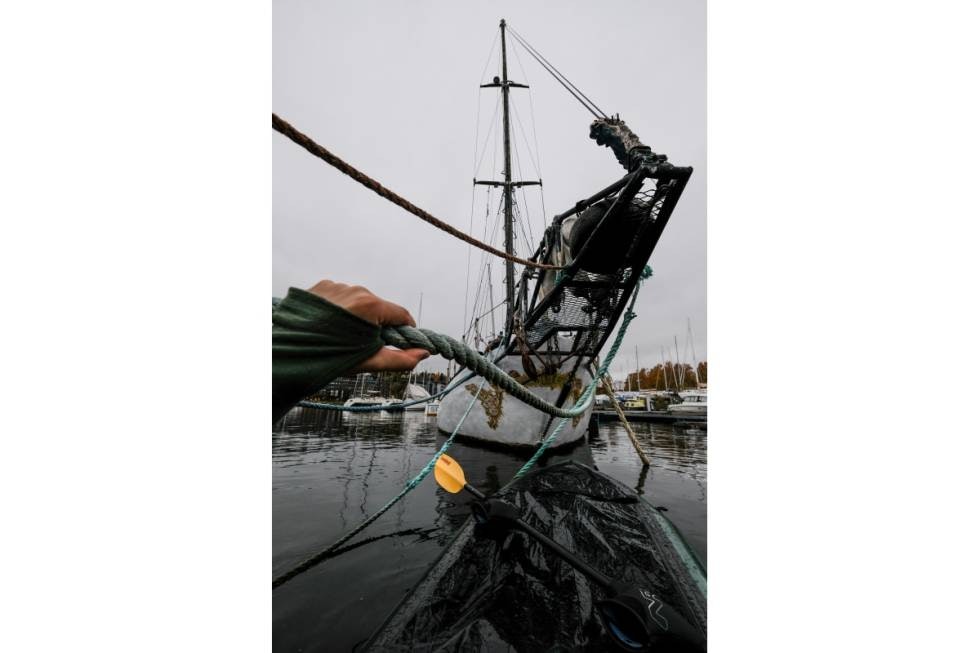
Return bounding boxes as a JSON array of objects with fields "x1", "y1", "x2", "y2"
[{"x1": 272, "y1": 287, "x2": 383, "y2": 423}]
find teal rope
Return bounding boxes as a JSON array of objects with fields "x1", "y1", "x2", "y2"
[
  {"x1": 512, "y1": 279, "x2": 643, "y2": 479},
  {"x1": 272, "y1": 376, "x2": 487, "y2": 589},
  {"x1": 272, "y1": 267, "x2": 651, "y2": 587}
]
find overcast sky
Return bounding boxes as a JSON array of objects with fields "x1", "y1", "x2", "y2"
[{"x1": 273, "y1": 0, "x2": 705, "y2": 380}]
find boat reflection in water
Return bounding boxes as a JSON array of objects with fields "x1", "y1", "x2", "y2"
[
  {"x1": 427, "y1": 430, "x2": 595, "y2": 534},
  {"x1": 273, "y1": 408, "x2": 704, "y2": 653}
]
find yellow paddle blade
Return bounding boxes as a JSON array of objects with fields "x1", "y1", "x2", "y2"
[{"x1": 434, "y1": 454, "x2": 466, "y2": 494}]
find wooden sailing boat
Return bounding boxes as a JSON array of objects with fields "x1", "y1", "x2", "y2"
[{"x1": 436, "y1": 20, "x2": 692, "y2": 449}]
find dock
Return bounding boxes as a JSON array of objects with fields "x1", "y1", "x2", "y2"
[{"x1": 591, "y1": 409, "x2": 707, "y2": 426}]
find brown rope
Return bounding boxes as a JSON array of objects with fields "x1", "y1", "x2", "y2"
[
  {"x1": 272, "y1": 113, "x2": 562, "y2": 270},
  {"x1": 599, "y1": 373, "x2": 651, "y2": 467}
]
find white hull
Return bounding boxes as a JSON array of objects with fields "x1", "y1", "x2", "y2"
[
  {"x1": 666, "y1": 404, "x2": 707, "y2": 416},
  {"x1": 436, "y1": 352, "x2": 594, "y2": 448},
  {"x1": 401, "y1": 383, "x2": 429, "y2": 412},
  {"x1": 666, "y1": 390, "x2": 707, "y2": 416},
  {"x1": 343, "y1": 396, "x2": 400, "y2": 409}
]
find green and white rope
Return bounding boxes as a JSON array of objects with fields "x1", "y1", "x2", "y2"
[
  {"x1": 512, "y1": 278, "x2": 643, "y2": 479},
  {"x1": 272, "y1": 376, "x2": 488, "y2": 590},
  {"x1": 272, "y1": 267, "x2": 651, "y2": 587}
]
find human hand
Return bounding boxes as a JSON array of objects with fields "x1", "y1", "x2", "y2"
[{"x1": 307, "y1": 280, "x2": 431, "y2": 372}]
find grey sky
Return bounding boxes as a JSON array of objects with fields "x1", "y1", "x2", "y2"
[{"x1": 273, "y1": 0, "x2": 705, "y2": 381}]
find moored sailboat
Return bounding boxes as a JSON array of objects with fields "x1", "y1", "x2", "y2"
[{"x1": 436, "y1": 21, "x2": 692, "y2": 450}]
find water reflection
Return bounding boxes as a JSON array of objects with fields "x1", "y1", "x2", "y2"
[{"x1": 272, "y1": 408, "x2": 706, "y2": 653}]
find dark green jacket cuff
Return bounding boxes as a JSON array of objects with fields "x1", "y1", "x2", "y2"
[{"x1": 272, "y1": 288, "x2": 383, "y2": 423}]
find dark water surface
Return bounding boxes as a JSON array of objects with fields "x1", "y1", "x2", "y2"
[{"x1": 272, "y1": 408, "x2": 706, "y2": 652}]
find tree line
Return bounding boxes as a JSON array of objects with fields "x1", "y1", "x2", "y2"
[{"x1": 606, "y1": 361, "x2": 707, "y2": 393}]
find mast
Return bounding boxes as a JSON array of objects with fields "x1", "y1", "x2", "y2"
[
  {"x1": 635, "y1": 345, "x2": 641, "y2": 391},
  {"x1": 674, "y1": 335, "x2": 682, "y2": 389},
  {"x1": 476, "y1": 20, "x2": 539, "y2": 329},
  {"x1": 687, "y1": 317, "x2": 701, "y2": 386},
  {"x1": 500, "y1": 19, "x2": 515, "y2": 322},
  {"x1": 404, "y1": 293, "x2": 424, "y2": 400}
]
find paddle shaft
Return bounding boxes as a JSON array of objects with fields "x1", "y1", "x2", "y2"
[
  {"x1": 513, "y1": 519, "x2": 614, "y2": 591},
  {"x1": 462, "y1": 484, "x2": 486, "y2": 501}
]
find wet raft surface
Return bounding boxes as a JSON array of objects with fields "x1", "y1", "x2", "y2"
[{"x1": 365, "y1": 461, "x2": 706, "y2": 652}]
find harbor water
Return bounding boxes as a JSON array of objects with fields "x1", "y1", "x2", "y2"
[{"x1": 272, "y1": 408, "x2": 706, "y2": 652}]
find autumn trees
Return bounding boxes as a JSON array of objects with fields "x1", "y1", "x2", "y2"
[{"x1": 621, "y1": 361, "x2": 707, "y2": 391}]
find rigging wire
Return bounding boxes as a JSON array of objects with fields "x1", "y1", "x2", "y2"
[
  {"x1": 465, "y1": 33, "x2": 501, "y2": 339},
  {"x1": 473, "y1": 29, "x2": 500, "y2": 174},
  {"x1": 474, "y1": 94, "x2": 502, "y2": 176},
  {"x1": 470, "y1": 297, "x2": 508, "y2": 324},
  {"x1": 509, "y1": 43, "x2": 549, "y2": 231},
  {"x1": 486, "y1": 193, "x2": 508, "y2": 342},
  {"x1": 485, "y1": 191, "x2": 506, "y2": 340},
  {"x1": 465, "y1": 188, "x2": 501, "y2": 344},
  {"x1": 518, "y1": 190, "x2": 536, "y2": 256},
  {"x1": 505, "y1": 25, "x2": 608, "y2": 120},
  {"x1": 509, "y1": 101, "x2": 543, "y2": 247},
  {"x1": 510, "y1": 100, "x2": 541, "y2": 179},
  {"x1": 509, "y1": 129, "x2": 537, "y2": 255},
  {"x1": 511, "y1": 194, "x2": 534, "y2": 257},
  {"x1": 461, "y1": 182, "x2": 477, "y2": 341},
  {"x1": 510, "y1": 46, "x2": 546, "y2": 177}
]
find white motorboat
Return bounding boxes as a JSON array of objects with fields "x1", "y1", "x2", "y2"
[{"x1": 667, "y1": 390, "x2": 708, "y2": 415}]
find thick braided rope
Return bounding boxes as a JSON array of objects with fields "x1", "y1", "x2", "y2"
[
  {"x1": 297, "y1": 327, "x2": 596, "y2": 418},
  {"x1": 378, "y1": 326, "x2": 594, "y2": 419},
  {"x1": 272, "y1": 114, "x2": 560, "y2": 271}
]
